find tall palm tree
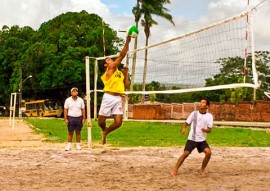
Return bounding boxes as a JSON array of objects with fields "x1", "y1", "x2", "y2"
[
  {"x1": 130, "y1": 0, "x2": 142, "y2": 91},
  {"x1": 132, "y1": 0, "x2": 175, "y2": 91}
]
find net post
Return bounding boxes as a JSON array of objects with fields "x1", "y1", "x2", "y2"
[
  {"x1": 9, "y1": 93, "x2": 17, "y2": 130},
  {"x1": 85, "y1": 56, "x2": 92, "y2": 148},
  {"x1": 249, "y1": 10, "x2": 258, "y2": 101},
  {"x1": 94, "y1": 59, "x2": 98, "y2": 120},
  {"x1": 123, "y1": 96, "x2": 129, "y2": 120}
]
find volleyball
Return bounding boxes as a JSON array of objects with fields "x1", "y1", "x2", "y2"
[{"x1": 127, "y1": 25, "x2": 139, "y2": 38}]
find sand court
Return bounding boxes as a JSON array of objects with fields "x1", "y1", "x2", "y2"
[{"x1": 0, "y1": 119, "x2": 269, "y2": 191}]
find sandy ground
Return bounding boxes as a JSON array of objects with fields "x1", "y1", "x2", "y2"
[{"x1": 0, "y1": 119, "x2": 269, "y2": 191}]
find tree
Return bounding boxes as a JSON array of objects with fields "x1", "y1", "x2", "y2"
[
  {"x1": 0, "y1": 11, "x2": 122, "y2": 106},
  {"x1": 202, "y1": 51, "x2": 270, "y2": 102},
  {"x1": 33, "y1": 11, "x2": 120, "y2": 94},
  {"x1": 132, "y1": 0, "x2": 175, "y2": 91},
  {"x1": 130, "y1": 0, "x2": 142, "y2": 91},
  {"x1": 0, "y1": 25, "x2": 36, "y2": 105}
]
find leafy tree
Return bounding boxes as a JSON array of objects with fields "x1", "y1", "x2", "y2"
[
  {"x1": 133, "y1": 51, "x2": 270, "y2": 104},
  {"x1": 201, "y1": 51, "x2": 270, "y2": 102},
  {"x1": 128, "y1": 81, "x2": 160, "y2": 104},
  {"x1": 254, "y1": 51, "x2": 270, "y2": 98},
  {"x1": 130, "y1": 0, "x2": 142, "y2": 91},
  {"x1": 128, "y1": 84, "x2": 142, "y2": 104},
  {"x1": 0, "y1": 11, "x2": 122, "y2": 106},
  {"x1": 31, "y1": 11, "x2": 120, "y2": 97},
  {"x1": 0, "y1": 25, "x2": 36, "y2": 105}
]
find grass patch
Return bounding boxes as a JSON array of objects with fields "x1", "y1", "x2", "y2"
[{"x1": 26, "y1": 118, "x2": 270, "y2": 147}]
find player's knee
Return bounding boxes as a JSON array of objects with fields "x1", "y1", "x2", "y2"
[
  {"x1": 68, "y1": 131, "x2": 74, "y2": 135},
  {"x1": 205, "y1": 149, "x2": 211, "y2": 157},
  {"x1": 98, "y1": 118, "x2": 105, "y2": 127},
  {"x1": 114, "y1": 120, "x2": 122, "y2": 128},
  {"x1": 183, "y1": 151, "x2": 190, "y2": 158}
]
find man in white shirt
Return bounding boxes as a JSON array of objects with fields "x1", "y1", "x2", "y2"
[
  {"x1": 64, "y1": 87, "x2": 86, "y2": 151},
  {"x1": 171, "y1": 98, "x2": 213, "y2": 177}
]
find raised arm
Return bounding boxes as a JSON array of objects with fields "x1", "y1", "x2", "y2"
[{"x1": 112, "y1": 36, "x2": 131, "y2": 68}]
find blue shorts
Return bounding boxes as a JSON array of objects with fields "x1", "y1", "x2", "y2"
[
  {"x1": 67, "y1": 116, "x2": 83, "y2": 132},
  {"x1": 184, "y1": 140, "x2": 210, "y2": 153}
]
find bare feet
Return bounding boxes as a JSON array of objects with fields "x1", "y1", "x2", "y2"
[
  {"x1": 199, "y1": 170, "x2": 206, "y2": 177},
  {"x1": 170, "y1": 170, "x2": 177, "y2": 177},
  {"x1": 101, "y1": 130, "x2": 107, "y2": 145}
]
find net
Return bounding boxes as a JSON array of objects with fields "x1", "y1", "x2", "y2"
[
  {"x1": 90, "y1": 9, "x2": 261, "y2": 120},
  {"x1": 125, "y1": 10, "x2": 259, "y2": 95}
]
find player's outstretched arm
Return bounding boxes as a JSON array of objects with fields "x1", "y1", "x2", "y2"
[{"x1": 113, "y1": 36, "x2": 131, "y2": 67}]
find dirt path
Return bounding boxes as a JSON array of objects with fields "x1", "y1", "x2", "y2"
[
  {"x1": 0, "y1": 119, "x2": 269, "y2": 191},
  {"x1": 0, "y1": 119, "x2": 65, "y2": 148}
]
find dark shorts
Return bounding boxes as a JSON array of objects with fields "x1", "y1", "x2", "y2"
[
  {"x1": 184, "y1": 140, "x2": 210, "y2": 153},
  {"x1": 67, "y1": 116, "x2": 83, "y2": 132}
]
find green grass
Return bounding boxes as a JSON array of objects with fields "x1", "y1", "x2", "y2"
[{"x1": 25, "y1": 118, "x2": 270, "y2": 147}]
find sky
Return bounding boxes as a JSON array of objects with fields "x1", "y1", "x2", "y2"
[{"x1": 0, "y1": 0, "x2": 269, "y2": 51}]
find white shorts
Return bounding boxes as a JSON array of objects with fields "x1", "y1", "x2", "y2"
[{"x1": 98, "y1": 93, "x2": 123, "y2": 117}]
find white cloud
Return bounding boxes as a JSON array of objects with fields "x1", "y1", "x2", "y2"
[
  {"x1": 208, "y1": 0, "x2": 245, "y2": 9},
  {"x1": 0, "y1": 0, "x2": 110, "y2": 29},
  {"x1": 143, "y1": 0, "x2": 270, "y2": 52},
  {"x1": 0, "y1": 0, "x2": 269, "y2": 52}
]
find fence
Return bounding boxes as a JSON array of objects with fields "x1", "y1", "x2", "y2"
[{"x1": 129, "y1": 101, "x2": 270, "y2": 122}]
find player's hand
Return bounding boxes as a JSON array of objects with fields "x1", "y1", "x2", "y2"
[
  {"x1": 126, "y1": 35, "x2": 131, "y2": 42},
  {"x1": 64, "y1": 119, "x2": 68, "y2": 125},
  {"x1": 121, "y1": 66, "x2": 129, "y2": 76},
  {"x1": 201, "y1": 128, "x2": 207, "y2": 133},
  {"x1": 181, "y1": 128, "x2": 187, "y2": 135},
  {"x1": 121, "y1": 95, "x2": 126, "y2": 102}
]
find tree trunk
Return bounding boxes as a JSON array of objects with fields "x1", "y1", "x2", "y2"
[
  {"x1": 130, "y1": 0, "x2": 140, "y2": 91},
  {"x1": 142, "y1": 36, "x2": 149, "y2": 91}
]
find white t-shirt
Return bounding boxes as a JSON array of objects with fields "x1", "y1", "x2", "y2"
[
  {"x1": 64, "y1": 96, "x2": 85, "y2": 117},
  {"x1": 186, "y1": 111, "x2": 213, "y2": 142}
]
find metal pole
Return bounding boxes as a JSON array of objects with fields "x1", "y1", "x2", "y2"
[
  {"x1": 94, "y1": 59, "x2": 98, "y2": 120},
  {"x1": 85, "y1": 56, "x2": 92, "y2": 148},
  {"x1": 102, "y1": 19, "x2": 106, "y2": 57},
  {"x1": 250, "y1": 10, "x2": 257, "y2": 100},
  {"x1": 19, "y1": 69, "x2": 22, "y2": 117},
  {"x1": 9, "y1": 93, "x2": 17, "y2": 130},
  {"x1": 19, "y1": 74, "x2": 32, "y2": 117}
]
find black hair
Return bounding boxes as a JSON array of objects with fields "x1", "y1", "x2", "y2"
[
  {"x1": 98, "y1": 59, "x2": 125, "y2": 72},
  {"x1": 118, "y1": 63, "x2": 124, "y2": 70},
  {"x1": 98, "y1": 60, "x2": 107, "y2": 72},
  {"x1": 201, "y1": 97, "x2": 210, "y2": 106}
]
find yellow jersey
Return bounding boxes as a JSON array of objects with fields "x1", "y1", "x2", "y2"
[{"x1": 101, "y1": 69, "x2": 125, "y2": 94}]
